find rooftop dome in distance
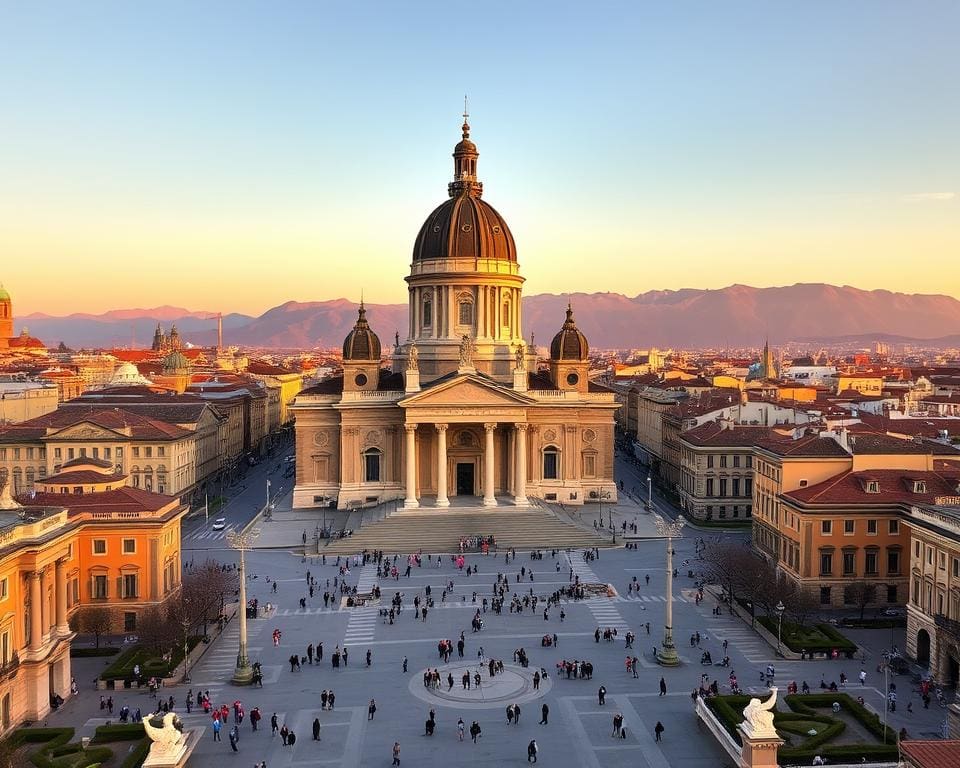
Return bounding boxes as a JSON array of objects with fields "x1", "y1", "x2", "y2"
[
  {"x1": 163, "y1": 349, "x2": 190, "y2": 374},
  {"x1": 411, "y1": 114, "x2": 517, "y2": 264},
  {"x1": 342, "y1": 302, "x2": 381, "y2": 361},
  {"x1": 0, "y1": 284, "x2": 10, "y2": 302},
  {"x1": 108, "y1": 361, "x2": 154, "y2": 387},
  {"x1": 550, "y1": 304, "x2": 589, "y2": 362}
]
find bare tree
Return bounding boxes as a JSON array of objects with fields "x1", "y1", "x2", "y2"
[
  {"x1": 782, "y1": 584, "x2": 819, "y2": 628},
  {"x1": 844, "y1": 581, "x2": 877, "y2": 620},
  {"x1": 138, "y1": 606, "x2": 175, "y2": 653},
  {"x1": 69, "y1": 606, "x2": 114, "y2": 648},
  {"x1": 700, "y1": 540, "x2": 760, "y2": 615}
]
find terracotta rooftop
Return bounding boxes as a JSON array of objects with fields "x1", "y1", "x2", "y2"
[
  {"x1": 61, "y1": 456, "x2": 114, "y2": 470},
  {"x1": 20, "y1": 486, "x2": 177, "y2": 514},
  {"x1": 900, "y1": 739, "x2": 960, "y2": 767},
  {"x1": 670, "y1": 388, "x2": 742, "y2": 419},
  {"x1": 681, "y1": 421, "x2": 773, "y2": 447},
  {"x1": 0, "y1": 406, "x2": 191, "y2": 442},
  {"x1": 859, "y1": 413, "x2": 960, "y2": 439},
  {"x1": 784, "y1": 468, "x2": 960, "y2": 506},
  {"x1": 42, "y1": 469, "x2": 127, "y2": 485},
  {"x1": 246, "y1": 361, "x2": 297, "y2": 376},
  {"x1": 849, "y1": 433, "x2": 932, "y2": 455},
  {"x1": 755, "y1": 433, "x2": 850, "y2": 458}
]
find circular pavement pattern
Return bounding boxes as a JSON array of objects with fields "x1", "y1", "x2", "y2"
[{"x1": 409, "y1": 661, "x2": 552, "y2": 709}]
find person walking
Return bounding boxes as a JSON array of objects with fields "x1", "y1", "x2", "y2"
[
  {"x1": 211, "y1": 718, "x2": 222, "y2": 742},
  {"x1": 539, "y1": 703, "x2": 549, "y2": 725},
  {"x1": 659, "y1": 677, "x2": 667, "y2": 696},
  {"x1": 312, "y1": 718, "x2": 321, "y2": 741},
  {"x1": 470, "y1": 721, "x2": 482, "y2": 743},
  {"x1": 655, "y1": 721, "x2": 664, "y2": 742},
  {"x1": 457, "y1": 717, "x2": 465, "y2": 741},
  {"x1": 598, "y1": 686, "x2": 606, "y2": 705},
  {"x1": 229, "y1": 725, "x2": 239, "y2": 752},
  {"x1": 392, "y1": 741, "x2": 401, "y2": 766},
  {"x1": 368, "y1": 699, "x2": 377, "y2": 720},
  {"x1": 280, "y1": 725, "x2": 289, "y2": 745},
  {"x1": 527, "y1": 739, "x2": 539, "y2": 763},
  {"x1": 271, "y1": 713, "x2": 278, "y2": 737}
]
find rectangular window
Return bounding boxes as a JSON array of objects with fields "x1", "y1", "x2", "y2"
[
  {"x1": 844, "y1": 519, "x2": 855, "y2": 535},
  {"x1": 706, "y1": 455, "x2": 714, "y2": 469},
  {"x1": 732, "y1": 478, "x2": 740, "y2": 497},
  {"x1": 746, "y1": 455, "x2": 753, "y2": 468},
  {"x1": 122, "y1": 574, "x2": 138, "y2": 598},
  {"x1": 939, "y1": 552, "x2": 946, "y2": 570},
  {"x1": 543, "y1": 451, "x2": 559, "y2": 480},
  {"x1": 79, "y1": 447, "x2": 86, "y2": 457},
  {"x1": 745, "y1": 478, "x2": 753, "y2": 498},
  {"x1": 887, "y1": 550, "x2": 901, "y2": 576},
  {"x1": 124, "y1": 612, "x2": 137, "y2": 632},
  {"x1": 93, "y1": 575, "x2": 108, "y2": 599},
  {"x1": 92, "y1": 447, "x2": 99, "y2": 459},
  {"x1": 733, "y1": 455, "x2": 740, "y2": 468},
  {"x1": 820, "y1": 552, "x2": 833, "y2": 576},
  {"x1": 886, "y1": 585, "x2": 897, "y2": 604},
  {"x1": 865, "y1": 551, "x2": 879, "y2": 576},
  {"x1": 104, "y1": 447, "x2": 111, "y2": 459},
  {"x1": 719, "y1": 479, "x2": 728, "y2": 497},
  {"x1": 706, "y1": 478, "x2": 714, "y2": 497},
  {"x1": 821, "y1": 520, "x2": 832, "y2": 535},
  {"x1": 458, "y1": 301, "x2": 473, "y2": 326},
  {"x1": 158, "y1": 446, "x2": 165, "y2": 457},
  {"x1": 0, "y1": 578, "x2": 6, "y2": 601},
  {"x1": 954, "y1": 559, "x2": 959, "y2": 578},
  {"x1": 720, "y1": 455, "x2": 727, "y2": 468},
  {"x1": 867, "y1": 519, "x2": 878, "y2": 535},
  {"x1": 820, "y1": 586, "x2": 832, "y2": 605},
  {"x1": 67, "y1": 448, "x2": 75, "y2": 460},
  {"x1": 92, "y1": 539, "x2": 107, "y2": 555},
  {"x1": 719, "y1": 506, "x2": 726, "y2": 518},
  {"x1": 1, "y1": 630, "x2": 8, "y2": 666},
  {"x1": 26, "y1": 447, "x2": 33, "y2": 460},
  {"x1": 888, "y1": 519, "x2": 899, "y2": 535},
  {"x1": 122, "y1": 539, "x2": 136, "y2": 555},
  {"x1": 842, "y1": 551, "x2": 856, "y2": 576},
  {"x1": 132, "y1": 447, "x2": 140, "y2": 458},
  {"x1": 364, "y1": 452, "x2": 381, "y2": 483},
  {"x1": 116, "y1": 447, "x2": 123, "y2": 461},
  {"x1": 144, "y1": 447, "x2": 152, "y2": 458},
  {"x1": 582, "y1": 454, "x2": 596, "y2": 479}
]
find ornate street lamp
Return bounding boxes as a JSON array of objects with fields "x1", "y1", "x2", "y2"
[
  {"x1": 226, "y1": 527, "x2": 260, "y2": 685},
  {"x1": 653, "y1": 513, "x2": 685, "y2": 666},
  {"x1": 647, "y1": 476, "x2": 653, "y2": 511},
  {"x1": 775, "y1": 600, "x2": 785, "y2": 656}
]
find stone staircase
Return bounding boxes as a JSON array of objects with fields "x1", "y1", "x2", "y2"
[{"x1": 317, "y1": 503, "x2": 612, "y2": 555}]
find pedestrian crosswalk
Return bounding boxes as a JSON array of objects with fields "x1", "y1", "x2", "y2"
[
  {"x1": 356, "y1": 563, "x2": 379, "y2": 593},
  {"x1": 616, "y1": 594, "x2": 675, "y2": 603},
  {"x1": 273, "y1": 606, "x2": 341, "y2": 617},
  {"x1": 584, "y1": 597, "x2": 630, "y2": 632},
  {"x1": 566, "y1": 551, "x2": 600, "y2": 583},
  {"x1": 342, "y1": 606, "x2": 378, "y2": 645}
]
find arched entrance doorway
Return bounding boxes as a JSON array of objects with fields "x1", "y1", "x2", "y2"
[{"x1": 916, "y1": 628, "x2": 931, "y2": 667}]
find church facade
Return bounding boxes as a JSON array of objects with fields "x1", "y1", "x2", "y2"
[{"x1": 292, "y1": 118, "x2": 618, "y2": 510}]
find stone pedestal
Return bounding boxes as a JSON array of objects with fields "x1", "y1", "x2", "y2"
[
  {"x1": 737, "y1": 725, "x2": 783, "y2": 768},
  {"x1": 142, "y1": 727, "x2": 202, "y2": 768}
]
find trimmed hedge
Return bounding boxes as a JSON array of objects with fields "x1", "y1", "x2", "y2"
[
  {"x1": 838, "y1": 617, "x2": 906, "y2": 629},
  {"x1": 755, "y1": 616, "x2": 856, "y2": 654},
  {"x1": 70, "y1": 647, "x2": 121, "y2": 658},
  {"x1": 705, "y1": 692, "x2": 899, "y2": 764},
  {"x1": 91, "y1": 723, "x2": 145, "y2": 743},
  {"x1": 119, "y1": 739, "x2": 150, "y2": 768},
  {"x1": 7, "y1": 727, "x2": 114, "y2": 768},
  {"x1": 100, "y1": 636, "x2": 202, "y2": 681}
]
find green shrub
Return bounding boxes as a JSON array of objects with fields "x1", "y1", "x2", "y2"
[
  {"x1": 70, "y1": 647, "x2": 121, "y2": 658},
  {"x1": 91, "y1": 724, "x2": 145, "y2": 743},
  {"x1": 119, "y1": 739, "x2": 150, "y2": 768}
]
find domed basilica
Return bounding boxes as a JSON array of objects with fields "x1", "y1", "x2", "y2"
[{"x1": 292, "y1": 118, "x2": 618, "y2": 510}]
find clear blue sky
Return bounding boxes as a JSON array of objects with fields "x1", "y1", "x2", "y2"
[{"x1": 1, "y1": 1, "x2": 957, "y2": 315}]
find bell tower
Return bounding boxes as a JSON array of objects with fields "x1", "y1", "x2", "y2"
[{"x1": 0, "y1": 284, "x2": 13, "y2": 349}]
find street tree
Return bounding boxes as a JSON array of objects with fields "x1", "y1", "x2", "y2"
[
  {"x1": 69, "y1": 606, "x2": 114, "y2": 649},
  {"x1": 844, "y1": 581, "x2": 877, "y2": 620}
]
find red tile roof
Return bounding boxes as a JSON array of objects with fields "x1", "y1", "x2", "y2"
[
  {"x1": 246, "y1": 361, "x2": 296, "y2": 376},
  {"x1": 681, "y1": 422, "x2": 773, "y2": 447},
  {"x1": 41, "y1": 469, "x2": 127, "y2": 485},
  {"x1": 21, "y1": 486, "x2": 177, "y2": 514},
  {"x1": 756, "y1": 433, "x2": 850, "y2": 458},
  {"x1": 784, "y1": 468, "x2": 960, "y2": 506},
  {"x1": 0, "y1": 406, "x2": 191, "y2": 442},
  {"x1": 900, "y1": 740, "x2": 960, "y2": 768}
]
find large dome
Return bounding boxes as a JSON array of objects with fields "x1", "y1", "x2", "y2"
[
  {"x1": 550, "y1": 305, "x2": 589, "y2": 362},
  {"x1": 413, "y1": 196, "x2": 516, "y2": 263},
  {"x1": 342, "y1": 303, "x2": 381, "y2": 361},
  {"x1": 412, "y1": 117, "x2": 517, "y2": 263}
]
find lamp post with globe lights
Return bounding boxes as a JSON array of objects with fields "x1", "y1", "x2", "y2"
[
  {"x1": 654, "y1": 513, "x2": 685, "y2": 666},
  {"x1": 226, "y1": 527, "x2": 260, "y2": 685},
  {"x1": 775, "y1": 600, "x2": 785, "y2": 656}
]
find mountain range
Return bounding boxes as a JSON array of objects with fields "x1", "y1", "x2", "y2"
[{"x1": 18, "y1": 283, "x2": 960, "y2": 350}]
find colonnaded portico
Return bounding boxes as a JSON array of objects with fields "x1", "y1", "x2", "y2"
[{"x1": 292, "y1": 114, "x2": 618, "y2": 512}]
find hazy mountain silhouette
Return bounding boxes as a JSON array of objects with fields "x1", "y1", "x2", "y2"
[{"x1": 18, "y1": 284, "x2": 960, "y2": 349}]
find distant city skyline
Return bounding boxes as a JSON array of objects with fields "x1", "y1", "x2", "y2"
[{"x1": 1, "y1": 1, "x2": 958, "y2": 316}]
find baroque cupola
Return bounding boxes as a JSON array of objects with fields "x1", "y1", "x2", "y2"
[
  {"x1": 549, "y1": 304, "x2": 590, "y2": 393},
  {"x1": 342, "y1": 302, "x2": 381, "y2": 392}
]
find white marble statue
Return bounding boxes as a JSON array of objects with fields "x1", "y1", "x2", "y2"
[
  {"x1": 741, "y1": 687, "x2": 778, "y2": 739},
  {"x1": 514, "y1": 343, "x2": 525, "y2": 371},
  {"x1": 143, "y1": 712, "x2": 185, "y2": 757}
]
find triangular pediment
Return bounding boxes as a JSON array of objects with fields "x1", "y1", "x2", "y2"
[
  {"x1": 47, "y1": 422, "x2": 126, "y2": 441},
  {"x1": 400, "y1": 374, "x2": 535, "y2": 408}
]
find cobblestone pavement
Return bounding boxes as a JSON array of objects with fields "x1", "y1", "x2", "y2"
[{"x1": 43, "y1": 528, "x2": 953, "y2": 767}]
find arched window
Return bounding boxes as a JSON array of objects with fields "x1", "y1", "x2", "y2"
[
  {"x1": 131, "y1": 465, "x2": 140, "y2": 488},
  {"x1": 423, "y1": 299, "x2": 432, "y2": 327},
  {"x1": 12, "y1": 469, "x2": 22, "y2": 494},
  {"x1": 458, "y1": 299, "x2": 473, "y2": 326},
  {"x1": 363, "y1": 448, "x2": 382, "y2": 483},
  {"x1": 502, "y1": 299, "x2": 511, "y2": 327},
  {"x1": 543, "y1": 446, "x2": 559, "y2": 480}
]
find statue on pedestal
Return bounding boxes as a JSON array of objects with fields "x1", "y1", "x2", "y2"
[
  {"x1": 514, "y1": 343, "x2": 525, "y2": 372},
  {"x1": 406, "y1": 344, "x2": 419, "y2": 371},
  {"x1": 459, "y1": 334, "x2": 475, "y2": 368},
  {"x1": 741, "y1": 687, "x2": 778, "y2": 739},
  {"x1": 143, "y1": 712, "x2": 185, "y2": 757}
]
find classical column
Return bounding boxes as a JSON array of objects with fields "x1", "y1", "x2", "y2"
[
  {"x1": 514, "y1": 424, "x2": 528, "y2": 505},
  {"x1": 55, "y1": 559, "x2": 68, "y2": 632},
  {"x1": 483, "y1": 423, "x2": 497, "y2": 507},
  {"x1": 29, "y1": 571, "x2": 43, "y2": 650},
  {"x1": 435, "y1": 424, "x2": 449, "y2": 507},
  {"x1": 40, "y1": 569, "x2": 50, "y2": 639},
  {"x1": 404, "y1": 424, "x2": 419, "y2": 508},
  {"x1": 477, "y1": 286, "x2": 486, "y2": 339}
]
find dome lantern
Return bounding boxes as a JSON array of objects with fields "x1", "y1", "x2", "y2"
[
  {"x1": 342, "y1": 301, "x2": 382, "y2": 361},
  {"x1": 550, "y1": 304, "x2": 589, "y2": 362}
]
